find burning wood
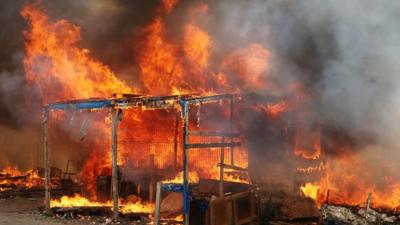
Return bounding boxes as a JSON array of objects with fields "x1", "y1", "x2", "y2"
[
  {"x1": 162, "y1": 171, "x2": 200, "y2": 184},
  {"x1": 50, "y1": 194, "x2": 154, "y2": 215},
  {"x1": 11, "y1": 0, "x2": 400, "y2": 224},
  {"x1": 0, "y1": 166, "x2": 47, "y2": 191}
]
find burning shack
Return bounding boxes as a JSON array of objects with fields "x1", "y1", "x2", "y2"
[
  {"x1": 42, "y1": 93, "x2": 273, "y2": 224},
  {"x1": 2, "y1": 0, "x2": 400, "y2": 225}
]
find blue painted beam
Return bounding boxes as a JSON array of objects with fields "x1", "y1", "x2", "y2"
[
  {"x1": 161, "y1": 183, "x2": 185, "y2": 192},
  {"x1": 49, "y1": 100, "x2": 114, "y2": 110},
  {"x1": 45, "y1": 94, "x2": 247, "y2": 111}
]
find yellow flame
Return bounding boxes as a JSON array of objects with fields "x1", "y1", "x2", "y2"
[
  {"x1": 51, "y1": 194, "x2": 154, "y2": 214},
  {"x1": 300, "y1": 182, "x2": 320, "y2": 200},
  {"x1": 162, "y1": 171, "x2": 200, "y2": 184}
]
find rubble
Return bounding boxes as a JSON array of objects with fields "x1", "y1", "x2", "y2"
[{"x1": 321, "y1": 204, "x2": 399, "y2": 224}]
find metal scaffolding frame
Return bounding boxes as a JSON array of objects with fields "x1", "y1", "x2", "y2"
[{"x1": 42, "y1": 93, "x2": 243, "y2": 223}]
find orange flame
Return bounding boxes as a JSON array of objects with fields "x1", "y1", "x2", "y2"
[
  {"x1": 21, "y1": 4, "x2": 134, "y2": 104},
  {"x1": 51, "y1": 194, "x2": 154, "y2": 214},
  {"x1": 296, "y1": 162, "x2": 326, "y2": 174},
  {"x1": 301, "y1": 154, "x2": 400, "y2": 209},
  {"x1": 162, "y1": 171, "x2": 200, "y2": 184},
  {"x1": 20, "y1": 0, "x2": 265, "y2": 205},
  {"x1": 0, "y1": 166, "x2": 45, "y2": 190}
]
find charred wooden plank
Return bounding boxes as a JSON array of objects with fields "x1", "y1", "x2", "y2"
[
  {"x1": 186, "y1": 142, "x2": 241, "y2": 149},
  {"x1": 52, "y1": 206, "x2": 113, "y2": 217},
  {"x1": 198, "y1": 179, "x2": 250, "y2": 195},
  {"x1": 217, "y1": 163, "x2": 247, "y2": 172},
  {"x1": 0, "y1": 176, "x2": 28, "y2": 180},
  {"x1": 188, "y1": 131, "x2": 240, "y2": 137}
]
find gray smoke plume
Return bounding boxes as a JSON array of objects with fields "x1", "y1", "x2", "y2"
[
  {"x1": 209, "y1": 0, "x2": 400, "y2": 190},
  {"x1": 1, "y1": 0, "x2": 400, "y2": 190},
  {"x1": 210, "y1": 0, "x2": 400, "y2": 143}
]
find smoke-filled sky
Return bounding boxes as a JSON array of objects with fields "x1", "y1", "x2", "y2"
[{"x1": 1, "y1": 0, "x2": 400, "y2": 177}]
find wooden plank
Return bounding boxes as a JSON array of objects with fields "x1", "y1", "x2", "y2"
[
  {"x1": 154, "y1": 182, "x2": 162, "y2": 225},
  {"x1": 209, "y1": 196, "x2": 234, "y2": 225},
  {"x1": 43, "y1": 109, "x2": 51, "y2": 214},
  {"x1": 184, "y1": 93, "x2": 234, "y2": 104},
  {"x1": 52, "y1": 206, "x2": 111, "y2": 213},
  {"x1": 188, "y1": 131, "x2": 240, "y2": 137},
  {"x1": 149, "y1": 154, "x2": 155, "y2": 202},
  {"x1": 229, "y1": 96, "x2": 234, "y2": 166},
  {"x1": 217, "y1": 164, "x2": 247, "y2": 172},
  {"x1": 219, "y1": 136, "x2": 225, "y2": 197},
  {"x1": 111, "y1": 107, "x2": 119, "y2": 221},
  {"x1": 231, "y1": 191, "x2": 257, "y2": 225},
  {"x1": 199, "y1": 179, "x2": 250, "y2": 196},
  {"x1": 186, "y1": 142, "x2": 241, "y2": 149},
  {"x1": 174, "y1": 113, "x2": 179, "y2": 169}
]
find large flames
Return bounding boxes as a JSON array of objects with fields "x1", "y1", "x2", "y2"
[
  {"x1": 0, "y1": 166, "x2": 45, "y2": 191},
  {"x1": 17, "y1": 0, "x2": 400, "y2": 215},
  {"x1": 300, "y1": 155, "x2": 400, "y2": 209},
  {"x1": 19, "y1": 0, "x2": 257, "y2": 207}
]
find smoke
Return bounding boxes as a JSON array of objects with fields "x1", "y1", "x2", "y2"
[
  {"x1": 0, "y1": 0, "x2": 399, "y2": 194},
  {"x1": 0, "y1": 0, "x2": 162, "y2": 169},
  {"x1": 208, "y1": 0, "x2": 400, "y2": 193}
]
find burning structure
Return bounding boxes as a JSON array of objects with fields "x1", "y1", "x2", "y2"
[
  {"x1": 1, "y1": 0, "x2": 400, "y2": 224},
  {"x1": 43, "y1": 93, "x2": 265, "y2": 224}
]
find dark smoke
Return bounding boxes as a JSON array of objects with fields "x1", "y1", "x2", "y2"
[
  {"x1": 0, "y1": 0, "x2": 399, "y2": 186},
  {"x1": 209, "y1": 0, "x2": 400, "y2": 186}
]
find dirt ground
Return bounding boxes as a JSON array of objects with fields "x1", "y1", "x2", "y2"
[{"x1": 0, "y1": 197, "x2": 120, "y2": 225}]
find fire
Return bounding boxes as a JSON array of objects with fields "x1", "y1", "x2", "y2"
[
  {"x1": 51, "y1": 194, "x2": 108, "y2": 208},
  {"x1": 224, "y1": 172, "x2": 250, "y2": 184},
  {"x1": 183, "y1": 24, "x2": 211, "y2": 70},
  {"x1": 120, "y1": 202, "x2": 154, "y2": 214},
  {"x1": 294, "y1": 121, "x2": 321, "y2": 160},
  {"x1": 137, "y1": 15, "x2": 185, "y2": 95},
  {"x1": 162, "y1": 0, "x2": 178, "y2": 14},
  {"x1": 20, "y1": 0, "x2": 262, "y2": 212},
  {"x1": 21, "y1": 2, "x2": 134, "y2": 198},
  {"x1": 300, "y1": 154, "x2": 400, "y2": 209},
  {"x1": 0, "y1": 166, "x2": 23, "y2": 177},
  {"x1": 136, "y1": 0, "x2": 222, "y2": 95},
  {"x1": 162, "y1": 171, "x2": 200, "y2": 184},
  {"x1": 296, "y1": 162, "x2": 326, "y2": 173},
  {"x1": 0, "y1": 166, "x2": 45, "y2": 190},
  {"x1": 220, "y1": 43, "x2": 270, "y2": 91},
  {"x1": 51, "y1": 194, "x2": 154, "y2": 214},
  {"x1": 300, "y1": 182, "x2": 320, "y2": 201},
  {"x1": 265, "y1": 101, "x2": 289, "y2": 120},
  {"x1": 16, "y1": 0, "x2": 400, "y2": 216},
  {"x1": 257, "y1": 101, "x2": 290, "y2": 120},
  {"x1": 163, "y1": 170, "x2": 250, "y2": 184},
  {"x1": 20, "y1": 3, "x2": 134, "y2": 104}
]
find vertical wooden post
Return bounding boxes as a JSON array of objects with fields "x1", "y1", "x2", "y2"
[
  {"x1": 219, "y1": 135, "x2": 225, "y2": 197},
  {"x1": 230, "y1": 95, "x2": 234, "y2": 166},
  {"x1": 365, "y1": 193, "x2": 372, "y2": 217},
  {"x1": 111, "y1": 106, "x2": 119, "y2": 221},
  {"x1": 154, "y1": 182, "x2": 162, "y2": 225},
  {"x1": 325, "y1": 189, "x2": 330, "y2": 204},
  {"x1": 181, "y1": 101, "x2": 190, "y2": 225},
  {"x1": 43, "y1": 107, "x2": 51, "y2": 214},
  {"x1": 149, "y1": 154, "x2": 155, "y2": 202},
  {"x1": 174, "y1": 112, "x2": 179, "y2": 169}
]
